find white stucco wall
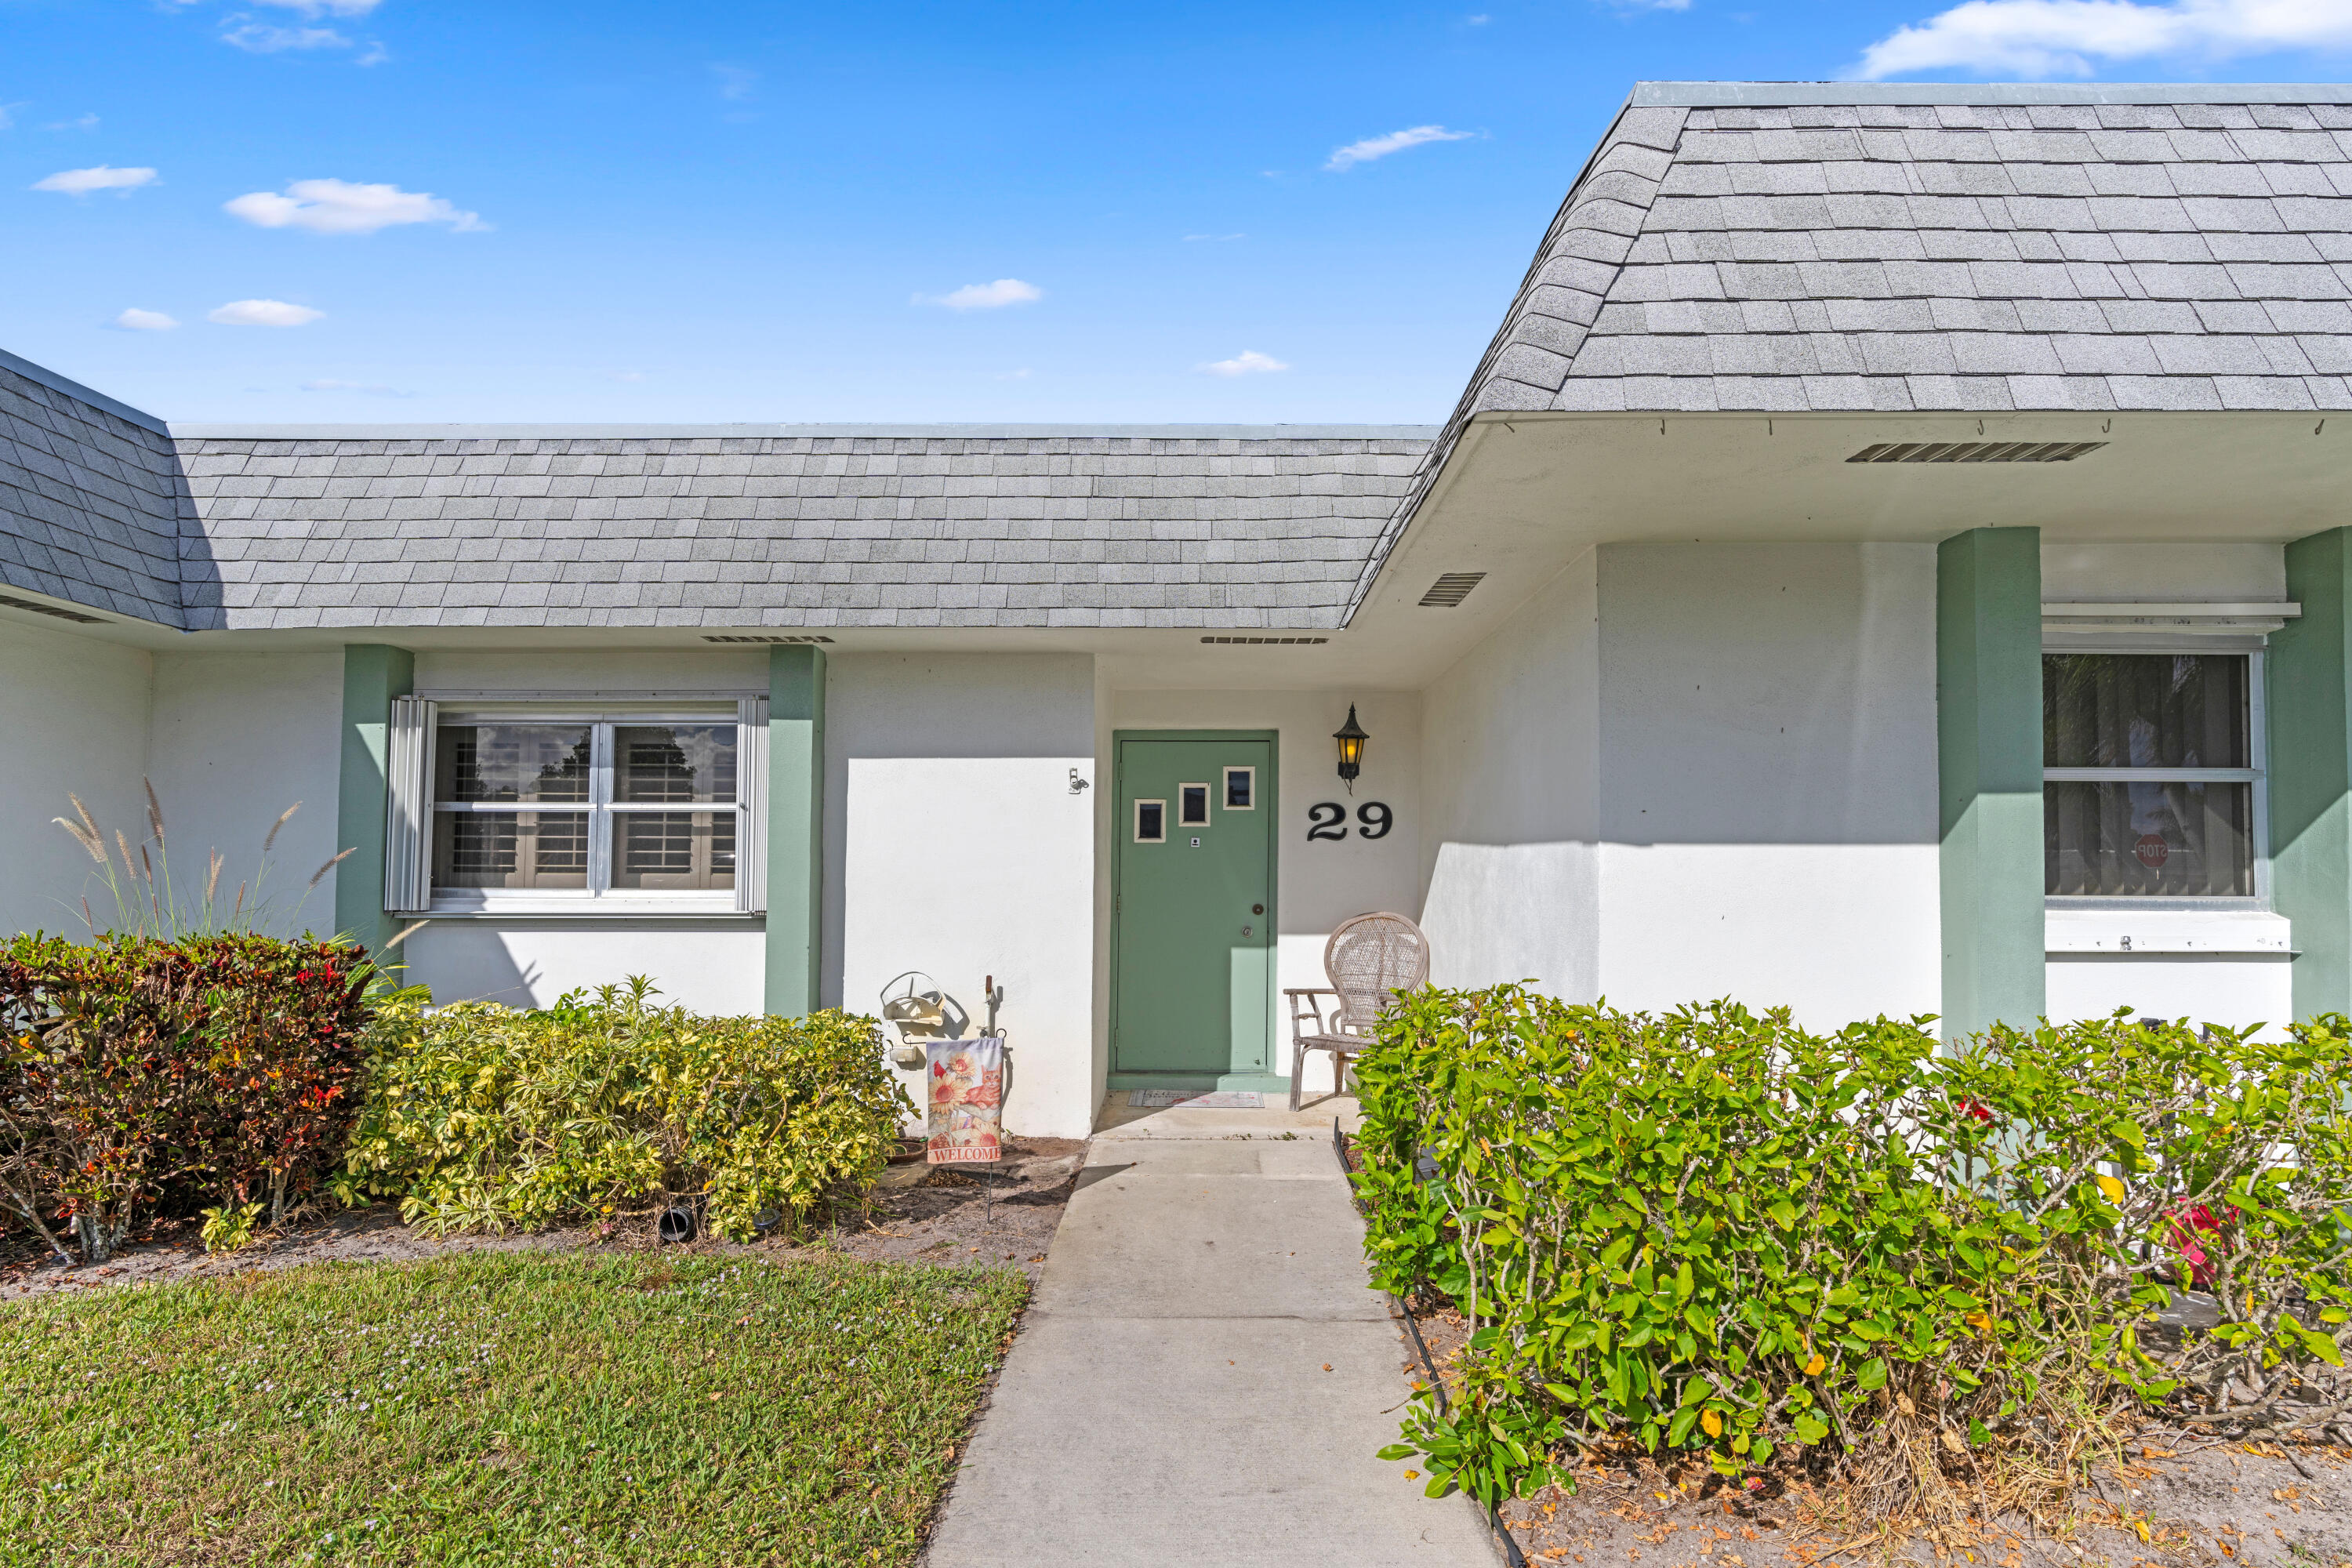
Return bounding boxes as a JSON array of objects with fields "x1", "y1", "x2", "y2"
[
  {"x1": 1105, "y1": 688, "x2": 1423, "y2": 1095},
  {"x1": 2046, "y1": 953, "x2": 2296, "y2": 1033},
  {"x1": 1417, "y1": 550, "x2": 1602, "y2": 998},
  {"x1": 399, "y1": 648, "x2": 770, "y2": 1014},
  {"x1": 2042, "y1": 540, "x2": 2286, "y2": 603},
  {"x1": 400, "y1": 920, "x2": 766, "y2": 1013},
  {"x1": 0, "y1": 618, "x2": 153, "y2": 940},
  {"x1": 143, "y1": 649, "x2": 345, "y2": 938},
  {"x1": 1416, "y1": 543, "x2": 1942, "y2": 1031},
  {"x1": 1594, "y1": 543, "x2": 1943, "y2": 1026},
  {"x1": 825, "y1": 652, "x2": 1098, "y2": 1140}
]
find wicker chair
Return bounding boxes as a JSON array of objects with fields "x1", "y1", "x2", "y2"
[{"x1": 1283, "y1": 911, "x2": 1431, "y2": 1112}]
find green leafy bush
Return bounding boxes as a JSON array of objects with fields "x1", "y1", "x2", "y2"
[
  {"x1": 347, "y1": 978, "x2": 914, "y2": 1242},
  {"x1": 1353, "y1": 987, "x2": 2352, "y2": 1507},
  {"x1": 0, "y1": 932, "x2": 375, "y2": 1261}
]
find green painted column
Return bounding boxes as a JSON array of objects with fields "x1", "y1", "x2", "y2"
[
  {"x1": 764, "y1": 645, "x2": 826, "y2": 1016},
  {"x1": 333, "y1": 643, "x2": 414, "y2": 955},
  {"x1": 2271, "y1": 528, "x2": 2352, "y2": 1021},
  {"x1": 1937, "y1": 527, "x2": 2045, "y2": 1045}
]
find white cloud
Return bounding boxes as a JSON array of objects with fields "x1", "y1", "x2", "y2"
[
  {"x1": 209, "y1": 299, "x2": 324, "y2": 326},
  {"x1": 1197, "y1": 350, "x2": 1290, "y2": 376},
  {"x1": 712, "y1": 64, "x2": 757, "y2": 100},
  {"x1": 1467, "y1": 12, "x2": 1491, "y2": 21},
  {"x1": 33, "y1": 165, "x2": 157, "y2": 194},
  {"x1": 45, "y1": 114, "x2": 100, "y2": 131},
  {"x1": 114, "y1": 308, "x2": 179, "y2": 331},
  {"x1": 996, "y1": 367, "x2": 1033, "y2": 380},
  {"x1": 1324, "y1": 124, "x2": 1475, "y2": 171},
  {"x1": 913, "y1": 278, "x2": 1043, "y2": 310},
  {"x1": 222, "y1": 22, "x2": 352, "y2": 52},
  {"x1": 355, "y1": 40, "x2": 389, "y2": 66},
  {"x1": 1854, "y1": 0, "x2": 2352, "y2": 78},
  {"x1": 253, "y1": 0, "x2": 382, "y2": 14},
  {"x1": 224, "y1": 178, "x2": 485, "y2": 234},
  {"x1": 0, "y1": 104, "x2": 20, "y2": 132}
]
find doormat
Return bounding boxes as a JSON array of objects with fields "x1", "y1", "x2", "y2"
[{"x1": 1128, "y1": 1090, "x2": 1265, "y2": 1109}]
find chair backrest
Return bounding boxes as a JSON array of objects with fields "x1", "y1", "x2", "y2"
[{"x1": 1323, "y1": 912, "x2": 1432, "y2": 1033}]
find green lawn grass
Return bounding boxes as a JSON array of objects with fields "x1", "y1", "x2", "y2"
[{"x1": 0, "y1": 1249, "x2": 1027, "y2": 1566}]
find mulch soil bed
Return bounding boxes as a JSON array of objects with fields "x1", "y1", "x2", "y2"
[
  {"x1": 0, "y1": 1134, "x2": 1086, "y2": 1301},
  {"x1": 1341, "y1": 1132, "x2": 2352, "y2": 1568}
]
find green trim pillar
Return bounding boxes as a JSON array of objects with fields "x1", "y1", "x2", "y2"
[
  {"x1": 2271, "y1": 528, "x2": 2352, "y2": 1021},
  {"x1": 334, "y1": 643, "x2": 415, "y2": 955},
  {"x1": 764, "y1": 645, "x2": 826, "y2": 1016},
  {"x1": 1937, "y1": 528, "x2": 2045, "y2": 1045}
]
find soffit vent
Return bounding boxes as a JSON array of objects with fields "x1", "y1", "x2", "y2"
[
  {"x1": 0, "y1": 593, "x2": 106, "y2": 625},
  {"x1": 700, "y1": 633, "x2": 835, "y2": 644},
  {"x1": 1200, "y1": 636, "x2": 1330, "y2": 645},
  {"x1": 1848, "y1": 440, "x2": 2106, "y2": 464},
  {"x1": 1418, "y1": 572, "x2": 1486, "y2": 608}
]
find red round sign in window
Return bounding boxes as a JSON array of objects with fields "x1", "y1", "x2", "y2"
[{"x1": 2134, "y1": 833, "x2": 2170, "y2": 870}]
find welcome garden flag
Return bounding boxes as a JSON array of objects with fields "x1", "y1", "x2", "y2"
[{"x1": 926, "y1": 1036, "x2": 1004, "y2": 1163}]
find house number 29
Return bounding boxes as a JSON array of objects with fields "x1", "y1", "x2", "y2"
[{"x1": 1307, "y1": 802, "x2": 1392, "y2": 840}]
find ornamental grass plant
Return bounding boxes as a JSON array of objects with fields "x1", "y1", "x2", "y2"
[
  {"x1": 1352, "y1": 988, "x2": 2352, "y2": 1523},
  {"x1": 347, "y1": 978, "x2": 913, "y2": 1242}
]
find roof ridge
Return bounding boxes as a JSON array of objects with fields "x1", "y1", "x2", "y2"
[
  {"x1": 0, "y1": 346, "x2": 169, "y2": 435},
  {"x1": 168, "y1": 422, "x2": 1442, "y2": 441},
  {"x1": 1342, "y1": 96, "x2": 1689, "y2": 619},
  {"x1": 1635, "y1": 82, "x2": 2352, "y2": 107}
]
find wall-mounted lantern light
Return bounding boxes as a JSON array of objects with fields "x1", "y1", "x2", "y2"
[{"x1": 1333, "y1": 704, "x2": 1369, "y2": 794}]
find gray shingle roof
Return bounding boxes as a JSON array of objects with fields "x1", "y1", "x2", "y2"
[
  {"x1": 1463, "y1": 83, "x2": 2352, "y2": 419},
  {"x1": 0, "y1": 353, "x2": 189, "y2": 626},
  {"x1": 15, "y1": 82, "x2": 2352, "y2": 636},
  {"x1": 1345, "y1": 81, "x2": 2352, "y2": 615},
  {"x1": 172, "y1": 429, "x2": 1436, "y2": 630}
]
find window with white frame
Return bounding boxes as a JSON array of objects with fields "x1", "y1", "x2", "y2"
[
  {"x1": 385, "y1": 698, "x2": 768, "y2": 915},
  {"x1": 2043, "y1": 651, "x2": 2262, "y2": 900}
]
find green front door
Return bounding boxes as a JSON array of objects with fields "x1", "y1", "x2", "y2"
[{"x1": 1112, "y1": 733, "x2": 1276, "y2": 1083}]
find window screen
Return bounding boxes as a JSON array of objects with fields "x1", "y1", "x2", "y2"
[{"x1": 2043, "y1": 653, "x2": 2256, "y2": 898}]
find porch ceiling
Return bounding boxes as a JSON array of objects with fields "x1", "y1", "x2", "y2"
[{"x1": 1344, "y1": 407, "x2": 2352, "y2": 684}]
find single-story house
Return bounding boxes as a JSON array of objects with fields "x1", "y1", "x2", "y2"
[{"x1": 9, "y1": 80, "x2": 2352, "y2": 1138}]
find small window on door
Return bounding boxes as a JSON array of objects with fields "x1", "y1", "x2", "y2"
[
  {"x1": 1133, "y1": 799, "x2": 1167, "y2": 843},
  {"x1": 1224, "y1": 767, "x2": 1255, "y2": 810},
  {"x1": 1178, "y1": 783, "x2": 1210, "y2": 826}
]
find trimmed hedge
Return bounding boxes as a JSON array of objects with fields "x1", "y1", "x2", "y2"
[
  {"x1": 1353, "y1": 988, "x2": 2352, "y2": 1504},
  {"x1": 346, "y1": 980, "x2": 913, "y2": 1242},
  {"x1": 0, "y1": 933, "x2": 375, "y2": 1261}
]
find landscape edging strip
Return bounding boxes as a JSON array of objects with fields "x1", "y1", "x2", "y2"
[{"x1": 1334, "y1": 1116, "x2": 1528, "y2": 1568}]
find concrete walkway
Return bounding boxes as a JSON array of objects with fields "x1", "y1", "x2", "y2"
[{"x1": 922, "y1": 1098, "x2": 1501, "y2": 1566}]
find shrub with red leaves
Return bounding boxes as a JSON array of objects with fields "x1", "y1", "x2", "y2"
[{"x1": 0, "y1": 932, "x2": 374, "y2": 1262}]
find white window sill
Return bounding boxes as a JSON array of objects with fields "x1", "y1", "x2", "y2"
[
  {"x1": 419, "y1": 899, "x2": 754, "y2": 919},
  {"x1": 2045, "y1": 907, "x2": 2292, "y2": 956}
]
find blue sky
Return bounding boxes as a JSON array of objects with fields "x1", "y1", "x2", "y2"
[{"x1": 6, "y1": 0, "x2": 2352, "y2": 424}]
